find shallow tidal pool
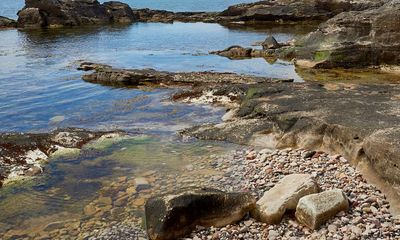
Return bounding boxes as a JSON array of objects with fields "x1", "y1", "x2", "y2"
[{"x1": 0, "y1": 134, "x2": 239, "y2": 238}]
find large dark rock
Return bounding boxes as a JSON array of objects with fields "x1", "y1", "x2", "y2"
[
  {"x1": 295, "y1": 0, "x2": 400, "y2": 68},
  {"x1": 0, "y1": 16, "x2": 17, "y2": 28},
  {"x1": 17, "y1": 0, "x2": 135, "y2": 28},
  {"x1": 219, "y1": 0, "x2": 386, "y2": 22},
  {"x1": 145, "y1": 188, "x2": 256, "y2": 240}
]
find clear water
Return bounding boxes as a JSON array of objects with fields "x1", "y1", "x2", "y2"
[{"x1": 0, "y1": 23, "x2": 306, "y2": 133}]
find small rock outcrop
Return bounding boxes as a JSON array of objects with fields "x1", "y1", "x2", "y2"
[
  {"x1": 17, "y1": 0, "x2": 136, "y2": 28},
  {"x1": 295, "y1": 189, "x2": 349, "y2": 229},
  {"x1": 145, "y1": 188, "x2": 256, "y2": 240},
  {"x1": 295, "y1": 0, "x2": 400, "y2": 68},
  {"x1": 0, "y1": 16, "x2": 17, "y2": 28},
  {"x1": 251, "y1": 174, "x2": 319, "y2": 224},
  {"x1": 262, "y1": 36, "x2": 280, "y2": 50}
]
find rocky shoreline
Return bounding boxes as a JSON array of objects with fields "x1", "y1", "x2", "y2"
[
  {"x1": 8, "y1": 148, "x2": 398, "y2": 239},
  {"x1": 0, "y1": 128, "x2": 126, "y2": 187}
]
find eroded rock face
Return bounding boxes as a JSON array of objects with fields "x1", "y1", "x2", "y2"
[
  {"x1": 251, "y1": 174, "x2": 319, "y2": 224},
  {"x1": 295, "y1": 0, "x2": 400, "y2": 68},
  {"x1": 145, "y1": 188, "x2": 256, "y2": 240},
  {"x1": 295, "y1": 189, "x2": 349, "y2": 229},
  {"x1": 219, "y1": 0, "x2": 386, "y2": 22},
  {"x1": 0, "y1": 16, "x2": 17, "y2": 28},
  {"x1": 17, "y1": 0, "x2": 135, "y2": 28}
]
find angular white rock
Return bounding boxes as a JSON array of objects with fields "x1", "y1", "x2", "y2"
[
  {"x1": 295, "y1": 189, "x2": 349, "y2": 229},
  {"x1": 251, "y1": 174, "x2": 319, "y2": 224}
]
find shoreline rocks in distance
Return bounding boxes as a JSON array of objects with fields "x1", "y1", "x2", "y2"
[
  {"x1": 17, "y1": 0, "x2": 136, "y2": 29},
  {"x1": 0, "y1": 16, "x2": 17, "y2": 29}
]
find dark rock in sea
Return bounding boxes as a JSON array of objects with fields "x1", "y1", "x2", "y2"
[
  {"x1": 262, "y1": 36, "x2": 280, "y2": 50},
  {"x1": 133, "y1": 0, "x2": 387, "y2": 24},
  {"x1": 295, "y1": 0, "x2": 400, "y2": 68},
  {"x1": 17, "y1": 0, "x2": 135, "y2": 28},
  {"x1": 132, "y1": 8, "x2": 218, "y2": 23},
  {"x1": 0, "y1": 16, "x2": 17, "y2": 28},
  {"x1": 145, "y1": 188, "x2": 256, "y2": 240},
  {"x1": 210, "y1": 45, "x2": 253, "y2": 59}
]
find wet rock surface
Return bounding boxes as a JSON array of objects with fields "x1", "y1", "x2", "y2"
[
  {"x1": 17, "y1": 0, "x2": 135, "y2": 28},
  {"x1": 0, "y1": 128, "x2": 124, "y2": 187},
  {"x1": 0, "y1": 16, "x2": 17, "y2": 28},
  {"x1": 145, "y1": 188, "x2": 256, "y2": 240}
]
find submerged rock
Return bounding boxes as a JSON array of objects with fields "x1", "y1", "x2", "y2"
[
  {"x1": 251, "y1": 174, "x2": 319, "y2": 224},
  {"x1": 17, "y1": 0, "x2": 135, "y2": 28},
  {"x1": 145, "y1": 188, "x2": 256, "y2": 240},
  {"x1": 295, "y1": 189, "x2": 349, "y2": 229},
  {"x1": 0, "y1": 16, "x2": 17, "y2": 28},
  {"x1": 295, "y1": 0, "x2": 400, "y2": 68},
  {"x1": 0, "y1": 128, "x2": 125, "y2": 187}
]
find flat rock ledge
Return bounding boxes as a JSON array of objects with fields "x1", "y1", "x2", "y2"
[
  {"x1": 78, "y1": 62, "x2": 278, "y2": 86},
  {"x1": 252, "y1": 174, "x2": 319, "y2": 224},
  {"x1": 145, "y1": 188, "x2": 256, "y2": 240},
  {"x1": 0, "y1": 128, "x2": 125, "y2": 187},
  {"x1": 180, "y1": 81, "x2": 400, "y2": 186}
]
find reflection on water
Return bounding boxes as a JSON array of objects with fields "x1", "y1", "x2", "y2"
[
  {"x1": 0, "y1": 135, "x2": 238, "y2": 238},
  {"x1": 0, "y1": 22, "x2": 304, "y2": 133}
]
